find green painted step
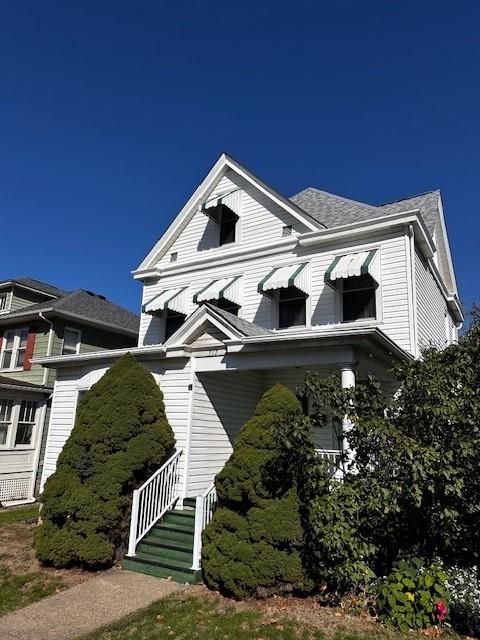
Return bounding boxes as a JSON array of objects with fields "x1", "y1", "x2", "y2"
[
  {"x1": 123, "y1": 503, "x2": 200, "y2": 584},
  {"x1": 136, "y1": 541, "x2": 193, "y2": 564},
  {"x1": 162, "y1": 512, "x2": 195, "y2": 528},
  {"x1": 124, "y1": 555, "x2": 201, "y2": 584}
]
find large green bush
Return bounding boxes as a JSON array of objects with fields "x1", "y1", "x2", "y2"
[
  {"x1": 35, "y1": 353, "x2": 175, "y2": 568},
  {"x1": 202, "y1": 383, "x2": 313, "y2": 598}
]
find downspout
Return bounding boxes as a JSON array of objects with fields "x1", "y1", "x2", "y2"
[
  {"x1": 407, "y1": 225, "x2": 419, "y2": 358},
  {"x1": 30, "y1": 312, "x2": 55, "y2": 500}
]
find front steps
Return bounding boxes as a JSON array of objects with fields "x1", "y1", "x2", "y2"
[{"x1": 123, "y1": 497, "x2": 201, "y2": 584}]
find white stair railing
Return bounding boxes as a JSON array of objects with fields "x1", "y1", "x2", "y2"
[
  {"x1": 316, "y1": 448, "x2": 343, "y2": 480},
  {"x1": 127, "y1": 448, "x2": 182, "y2": 557},
  {"x1": 191, "y1": 482, "x2": 217, "y2": 571}
]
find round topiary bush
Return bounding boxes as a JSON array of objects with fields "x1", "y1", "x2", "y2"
[
  {"x1": 35, "y1": 353, "x2": 175, "y2": 569},
  {"x1": 202, "y1": 383, "x2": 312, "y2": 598}
]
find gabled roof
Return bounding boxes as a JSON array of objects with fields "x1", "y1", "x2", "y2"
[
  {"x1": 378, "y1": 190, "x2": 441, "y2": 235},
  {"x1": 0, "y1": 289, "x2": 139, "y2": 336},
  {"x1": 135, "y1": 153, "x2": 323, "y2": 274},
  {"x1": 0, "y1": 277, "x2": 69, "y2": 298},
  {"x1": 163, "y1": 302, "x2": 273, "y2": 348},
  {"x1": 203, "y1": 303, "x2": 273, "y2": 338}
]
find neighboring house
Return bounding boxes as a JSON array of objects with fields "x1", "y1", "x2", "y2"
[
  {"x1": 36, "y1": 154, "x2": 463, "y2": 580},
  {"x1": 0, "y1": 277, "x2": 139, "y2": 505}
]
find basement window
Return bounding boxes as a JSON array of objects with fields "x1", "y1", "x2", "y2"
[
  {"x1": 165, "y1": 310, "x2": 186, "y2": 341},
  {"x1": 278, "y1": 286, "x2": 307, "y2": 328},
  {"x1": 342, "y1": 275, "x2": 376, "y2": 322}
]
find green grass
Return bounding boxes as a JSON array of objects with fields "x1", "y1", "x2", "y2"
[
  {"x1": 0, "y1": 564, "x2": 63, "y2": 616},
  {"x1": 79, "y1": 592, "x2": 420, "y2": 640},
  {"x1": 0, "y1": 504, "x2": 39, "y2": 526}
]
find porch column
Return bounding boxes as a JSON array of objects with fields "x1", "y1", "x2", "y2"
[{"x1": 341, "y1": 366, "x2": 356, "y2": 473}]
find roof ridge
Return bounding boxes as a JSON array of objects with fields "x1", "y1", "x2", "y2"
[
  {"x1": 378, "y1": 189, "x2": 440, "y2": 207},
  {"x1": 291, "y1": 187, "x2": 377, "y2": 210}
]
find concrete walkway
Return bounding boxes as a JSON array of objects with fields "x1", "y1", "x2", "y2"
[{"x1": 1, "y1": 568, "x2": 185, "y2": 640}]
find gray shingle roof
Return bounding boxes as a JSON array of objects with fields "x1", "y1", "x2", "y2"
[
  {"x1": 204, "y1": 302, "x2": 273, "y2": 337},
  {"x1": 290, "y1": 187, "x2": 441, "y2": 235},
  {"x1": 377, "y1": 190, "x2": 440, "y2": 235},
  {"x1": 0, "y1": 277, "x2": 69, "y2": 298},
  {"x1": 0, "y1": 375, "x2": 50, "y2": 391},
  {"x1": 0, "y1": 289, "x2": 139, "y2": 335}
]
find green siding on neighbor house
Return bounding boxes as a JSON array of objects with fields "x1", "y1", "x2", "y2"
[
  {"x1": 9, "y1": 286, "x2": 53, "y2": 312},
  {"x1": 1, "y1": 321, "x2": 52, "y2": 386}
]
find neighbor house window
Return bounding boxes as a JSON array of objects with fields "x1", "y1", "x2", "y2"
[
  {"x1": 0, "y1": 398, "x2": 38, "y2": 447},
  {"x1": 0, "y1": 399, "x2": 13, "y2": 445},
  {"x1": 15, "y1": 401, "x2": 37, "y2": 446},
  {"x1": 207, "y1": 298, "x2": 240, "y2": 316},
  {"x1": 342, "y1": 275, "x2": 376, "y2": 322},
  {"x1": 278, "y1": 287, "x2": 307, "y2": 328},
  {"x1": 1, "y1": 329, "x2": 29, "y2": 370},
  {"x1": 165, "y1": 311, "x2": 186, "y2": 341},
  {"x1": 62, "y1": 328, "x2": 81, "y2": 355},
  {"x1": 0, "y1": 293, "x2": 9, "y2": 312}
]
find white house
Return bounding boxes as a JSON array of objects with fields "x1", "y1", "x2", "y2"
[{"x1": 35, "y1": 154, "x2": 463, "y2": 581}]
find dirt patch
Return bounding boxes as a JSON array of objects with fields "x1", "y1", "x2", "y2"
[{"x1": 0, "y1": 521, "x2": 90, "y2": 590}]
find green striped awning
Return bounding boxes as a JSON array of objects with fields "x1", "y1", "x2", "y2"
[
  {"x1": 143, "y1": 287, "x2": 188, "y2": 315},
  {"x1": 324, "y1": 250, "x2": 378, "y2": 283},
  {"x1": 258, "y1": 262, "x2": 309, "y2": 295},
  {"x1": 193, "y1": 275, "x2": 241, "y2": 304}
]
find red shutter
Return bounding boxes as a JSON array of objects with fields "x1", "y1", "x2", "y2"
[{"x1": 23, "y1": 328, "x2": 37, "y2": 371}]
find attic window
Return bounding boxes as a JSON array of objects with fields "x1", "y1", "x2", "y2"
[
  {"x1": 170, "y1": 252, "x2": 178, "y2": 263},
  {"x1": 0, "y1": 293, "x2": 8, "y2": 311},
  {"x1": 203, "y1": 202, "x2": 238, "y2": 247},
  {"x1": 282, "y1": 225, "x2": 293, "y2": 237}
]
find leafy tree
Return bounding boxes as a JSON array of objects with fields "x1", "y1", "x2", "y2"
[
  {"x1": 202, "y1": 383, "x2": 313, "y2": 598},
  {"x1": 35, "y1": 353, "x2": 175, "y2": 568},
  {"x1": 294, "y1": 310, "x2": 480, "y2": 589}
]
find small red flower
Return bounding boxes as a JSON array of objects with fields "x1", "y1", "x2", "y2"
[{"x1": 436, "y1": 600, "x2": 447, "y2": 622}]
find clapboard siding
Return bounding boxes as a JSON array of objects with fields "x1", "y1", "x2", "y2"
[
  {"x1": 186, "y1": 371, "x2": 264, "y2": 496},
  {"x1": 140, "y1": 229, "x2": 412, "y2": 354},
  {"x1": 40, "y1": 359, "x2": 192, "y2": 492},
  {"x1": 155, "y1": 173, "x2": 310, "y2": 269},
  {"x1": 415, "y1": 248, "x2": 448, "y2": 350}
]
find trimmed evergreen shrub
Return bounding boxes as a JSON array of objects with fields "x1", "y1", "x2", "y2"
[
  {"x1": 35, "y1": 353, "x2": 175, "y2": 568},
  {"x1": 202, "y1": 383, "x2": 312, "y2": 598}
]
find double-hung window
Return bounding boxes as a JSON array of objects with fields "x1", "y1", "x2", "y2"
[
  {"x1": 278, "y1": 287, "x2": 307, "y2": 328},
  {"x1": 342, "y1": 275, "x2": 376, "y2": 322},
  {"x1": 0, "y1": 293, "x2": 9, "y2": 312},
  {"x1": 1, "y1": 329, "x2": 29, "y2": 370},
  {"x1": 0, "y1": 398, "x2": 38, "y2": 447},
  {"x1": 62, "y1": 328, "x2": 81, "y2": 355},
  {"x1": 0, "y1": 399, "x2": 13, "y2": 445}
]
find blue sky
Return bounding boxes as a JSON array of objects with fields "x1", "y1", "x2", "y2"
[{"x1": 1, "y1": 1, "x2": 478, "y2": 316}]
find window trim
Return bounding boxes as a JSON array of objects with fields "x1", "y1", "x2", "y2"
[
  {"x1": 0, "y1": 396, "x2": 40, "y2": 450},
  {"x1": 328, "y1": 244, "x2": 382, "y2": 325},
  {"x1": 0, "y1": 292, "x2": 10, "y2": 314},
  {"x1": 274, "y1": 286, "x2": 310, "y2": 330},
  {"x1": 340, "y1": 276, "x2": 378, "y2": 323},
  {"x1": 62, "y1": 327, "x2": 82, "y2": 355},
  {"x1": 0, "y1": 328, "x2": 30, "y2": 371}
]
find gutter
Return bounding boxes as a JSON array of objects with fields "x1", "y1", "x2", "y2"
[
  {"x1": 299, "y1": 210, "x2": 436, "y2": 258},
  {"x1": 33, "y1": 345, "x2": 167, "y2": 368}
]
